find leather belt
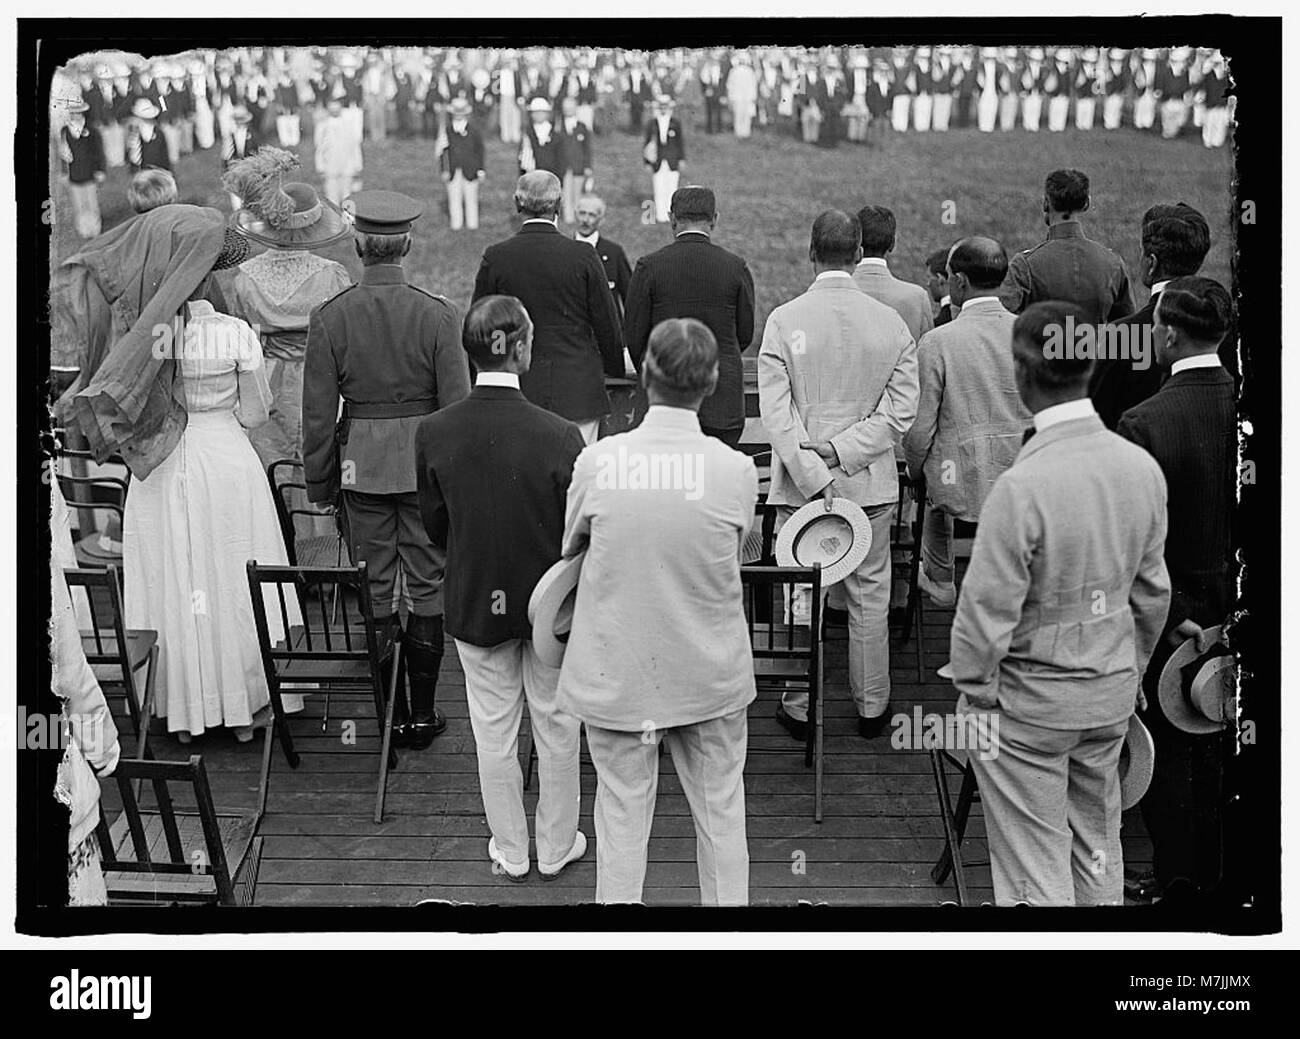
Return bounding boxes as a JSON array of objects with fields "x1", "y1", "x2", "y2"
[{"x1": 345, "y1": 398, "x2": 437, "y2": 419}]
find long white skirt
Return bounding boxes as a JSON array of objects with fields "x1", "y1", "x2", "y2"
[{"x1": 124, "y1": 410, "x2": 302, "y2": 737}]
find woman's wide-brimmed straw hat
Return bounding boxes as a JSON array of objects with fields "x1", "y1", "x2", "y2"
[{"x1": 225, "y1": 147, "x2": 351, "y2": 251}]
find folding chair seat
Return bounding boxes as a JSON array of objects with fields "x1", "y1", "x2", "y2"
[
  {"x1": 929, "y1": 746, "x2": 984, "y2": 905},
  {"x1": 96, "y1": 755, "x2": 263, "y2": 906}
]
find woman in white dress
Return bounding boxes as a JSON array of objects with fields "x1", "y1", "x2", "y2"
[{"x1": 120, "y1": 228, "x2": 303, "y2": 742}]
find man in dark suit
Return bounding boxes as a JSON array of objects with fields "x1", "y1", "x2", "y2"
[
  {"x1": 575, "y1": 194, "x2": 633, "y2": 321},
  {"x1": 472, "y1": 171, "x2": 625, "y2": 444},
  {"x1": 624, "y1": 186, "x2": 755, "y2": 447},
  {"x1": 519, "y1": 96, "x2": 565, "y2": 178},
  {"x1": 1001, "y1": 168, "x2": 1135, "y2": 326},
  {"x1": 925, "y1": 246, "x2": 958, "y2": 326},
  {"x1": 415, "y1": 295, "x2": 588, "y2": 883},
  {"x1": 643, "y1": 94, "x2": 685, "y2": 223},
  {"x1": 303, "y1": 190, "x2": 472, "y2": 749},
  {"x1": 440, "y1": 97, "x2": 485, "y2": 231},
  {"x1": 1117, "y1": 276, "x2": 1235, "y2": 906},
  {"x1": 557, "y1": 96, "x2": 593, "y2": 225},
  {"x1": 1090, "y1": 202, "x2": 1210, "y2": 429}
]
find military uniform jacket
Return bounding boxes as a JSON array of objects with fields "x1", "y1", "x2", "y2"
[
  {"x1": 1000, "y1": 221, "x2": 1135, "y2": 326},
  {"x1": 302, "y1": 264, "x2": 472, "y2": 503}
]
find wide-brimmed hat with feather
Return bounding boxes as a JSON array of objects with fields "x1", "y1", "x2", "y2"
[{"x1": 224, "y1": 147, "x2": 351, "y2": 251}]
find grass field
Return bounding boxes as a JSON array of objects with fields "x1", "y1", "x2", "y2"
[{"x1": 53, "y1": 118, "x2": 1235, "y2": 339}]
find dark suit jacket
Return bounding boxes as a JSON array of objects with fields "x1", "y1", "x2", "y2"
[
  {"x1": 643, "y1": 116, "x2": 685, "y2": 171},
  {"x1": 415, "y1": 384, "x2": 585, "y2": 646},
  {"x1": 558, "y1": 119, "x2": 593, "y2": 174},
  {"x1": 522, "y1": 122, "x2": 565, "y2": 177},
  {"x1": 934, "y1": 301, "x2": 957, "y2": 327},
  {"x1": 623, "y1": 232, "x2": 755, "y2": 431},
  {"x1": 472, "y1": 223, "x2": 625, "y2": 421},
  {"x1": 441, "y1": 124, "x2": 485, "y2": 178},
  {"x1": 1090, "y1": 296, "x2": 1164, "y2": 430},
  {"x1": 583, "y1": 234, "x2": 633, "y2": 315},
  {"x1": 1117, "y1": 365, "x2": 1234, "y2": 634}
]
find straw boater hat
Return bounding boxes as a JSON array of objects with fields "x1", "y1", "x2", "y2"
[
  {"x1": 1119, "y1": 714, "x2": 1155, "y2": 810},
  {"x1": 775, "y1": 497, "x2": 873, "y2": 588},
  {"x1": 224, "y1": 147, "x2": 350, "y2": 251},
  {"x1": 131, "y1": 98, "x2": 160, "y2": 120},
  {"x1": 448, "y1": 97, "x2": 473, "y2": 119},
  {"x1": 1158, "y1": 625, "x2": 1236, "y2": 735},
  {"x1": 529, "y1": 553, "x2": 586, "y2": 668},
  {"x1": 526, "y1": 96, "x2": 552, "y2": 114}
]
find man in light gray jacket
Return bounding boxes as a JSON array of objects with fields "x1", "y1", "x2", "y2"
[
  {"x1": 903, "y1": 236, "x2": 1031, "y2": 607},
  {"x1": 760, "y1": 210, "x2": 919, "y2": 741},
  {"x1": 949, "y1": 300, "x2": 1170, "y2": 906}
]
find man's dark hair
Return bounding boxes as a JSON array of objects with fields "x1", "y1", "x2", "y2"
[
  {"x1": 645, "y1": 317, "x2": 719, "y2": 397},
  {"x1": 462, "y1": 295, "x2": 532, "y2": 370},
  {"x1": 670, "y1": 186, "x2": 716, "y2": 221},
  {"x1": 948, "y1": 236, "x2": 1009, "y2": 290},
  {"x1": 925, "y1": 247, "x2": 953, "y2": 277},
  {"x1": 1141, "y1": 203, "x2": 1211, "y2": 277},
  {"x1": 1012, "y1": 301, "x2": 1094, "y2": 390},
  {"x1": 1159, "y1": 275, "x2": 1232, "y2": 342},
  {"x1": 810, "y1": 209, "x2": 862, "y2": 267},
  {"x1": 855, "y1": 204, "x2": 896, "y2": 256},
  {"x1": 1044, "y1": 169, "x2": 1090, "y2": 215}
]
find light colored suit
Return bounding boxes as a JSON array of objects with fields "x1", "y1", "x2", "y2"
[
  {"x1": 759, "y1": 271, "x2": 919, "y2": 719},
  {"x1": 903, "y1": 296, "x2": 1031, "y2": 584},
  {"x1": 950, "y1": 404, "x2": 1170, "y2": 905},
  {"x1": 556, "y1": 405, "x2": 758, "y2": 904},
  {"x1": 852, "y1": 257, "x2": 936, "y2": 344}
]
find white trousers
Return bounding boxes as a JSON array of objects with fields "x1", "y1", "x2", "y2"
[
  {"x1": 499, "y1": 99, "x2": 521, "y2": 143},
  {"x1": 1021, "y1": 92, "x2": 1043, "y2": 131},
  {"x1": 447, "y1": 170, "x2": 479, "y2": 230},
  {"x1": 931, "y1": 93, "x2": 952, "y2": 131},
  {"x1": 322, "y1": 173, "x2": 361, "y2": 207},
  {"x1": 1134, "y1": 91, "x2": 1157, "y2": 129},
  {"x1": 1102, "y1": 93, "x2": 1123, "y2": 129},
  {"x1": 276, "y1": 114, "x2": 301, "y2": 148},
  {"x1": 577, "y1": 103, "x2": 595, "y2": 130},
  {"x1": 67, "y1": 180, "x2": 101, "y2": 238},
  {"x1": 732, "y1": 99, "x2": 754, "y2": 138},
  {"x1": 561, "y1": 170, "x2": 583, "y2": 224},
  {"x1": 586, "y1": 707, "x2": 749, "y2": 905},
  {"x1": 455, "y1": 637, "x2": 581, "y2": 867},
  {"x1": 891, "y1": 94, "x2": 911, "y2": 131},
  {"x1": 1047, "y1": 95, "x2": 1069, "y2": 131},
  {"x1": 912, "y1": 92, "x2": 933, "y2": 131},
  {"x1": 1203, "y1": 104, "x2": 1230, "y2": 148},
  {"x1": 977, "y1": 89, "x2": 998, "y2": 131},
  {"x1": 160, "y1": 122, "x2": 183, "y2": 164},
  {"x1": 1074, "y1": 97, "x2": 1096, "y2": 130},
  {"x1": 998, "y1": 92, "x2": 1018, "y2": 130},
  {"x1": 99, "y1": 123, "x2": 125, "y2": 167},
  {"x1": 651, "y1": 161, "x2": 678, "y2": 223},
  {"x1": 1161, "y1": 98, "x2": 1188, "y2": 139}
]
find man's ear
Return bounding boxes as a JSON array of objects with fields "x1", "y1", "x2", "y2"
[
  {"x1": 354, "y1": 240, "x2": 363, "y2": 260},
  {"x1": 402, "y1": 236, "x2": 412, "y2": 257},
  {"x1": 1082, "y1": 195, "x2": 1092, "y2": 213}
]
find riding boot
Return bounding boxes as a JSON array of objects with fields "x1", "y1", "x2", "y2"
[
  {"x1": 404, "y1": 614, "x2": 447, "y2": 750},
  {"x1": 374, "y1": 613, "x2": 410, "y2": 748}
]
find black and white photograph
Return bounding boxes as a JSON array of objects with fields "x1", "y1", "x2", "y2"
[{"x1": 7, "y1": 0, "x2": 1291, "y2": 1006}]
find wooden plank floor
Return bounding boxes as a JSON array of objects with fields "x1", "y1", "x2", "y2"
[{"x1": 99, "y1": 590, "x2": 1152, "y2": 907}]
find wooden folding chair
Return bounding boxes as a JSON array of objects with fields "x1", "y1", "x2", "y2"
[
  {"x1": 63, "y1": 566, "x2": 158, "y2": 764},
  {"x1": 742, "y1": 563, "x2": 825, "y2": 821},
  {"x1": 929, "y1": 746, "x2": 983, "y2": 905},
  {"x1": 95, "y1": 755, "x2": 263, "y2": 906},
  {"x1": 56, "y1": 468, "x2": 129, "y2": 569},
  {"x1": 246, "y1": 561, "x2": 402, "y2": 824}
]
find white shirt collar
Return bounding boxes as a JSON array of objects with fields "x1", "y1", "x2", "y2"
[
  {"x1": 476, "y1": 371, "x2": 521, "y2": 389},
  {"x1": 815, "y1": 270, "x2": 853, "y2": 282},
  {"x1": 857, "y1": 257, "x2": 888, "y2": 269},
  {"x1": 959, "y1": 295, "x2": 1003, "y2": 311},
  {"x1": 1033, "y1": 397, "x2": 1097, "y2": 431},
  {"x1": 576, "y1": 231, "x2": 599, "y2": 245},
  {"x1": 939, "y1": 294, "x2": 951, "y2": 307},
  {"x1": 1171, "y1": 353, "x2": 1222, "y2": 376},
  {"x1": 1151, "y1": 279, "x2": 1171, "y2": 296},
  {"x1": 524, "y1": 217, "x2": 557, "y2": 227}
]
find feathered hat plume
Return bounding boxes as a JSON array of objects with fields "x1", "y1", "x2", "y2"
[{"x1": 221, "y1": 147, "x2": 302, "y2": 229}]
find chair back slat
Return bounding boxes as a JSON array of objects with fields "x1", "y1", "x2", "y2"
[
  {"x1": 63, "y1": 566, "x2": 142, "y2": 732},
  {"x1": 740, "y1": 564, "x2": 823, "y2": 668},
  {"x1": 115, "y1": 773, "x2": 152, "y2": 866},
  {"x1": 190, "y1": 757, "x2": 236, "y2": 904},
  {"x1": 153, "y1": 777, "x2": 185, "y2": 864}
]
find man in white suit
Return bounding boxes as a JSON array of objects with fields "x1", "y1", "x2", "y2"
[
  {"x1": 759, "y1": 210, "x2": 919, "y2": 741},
  {"x1": 949, "y1": 301, "x2": 1170, "y2": 905},
  {"x1": 557, "y1": 318, "x2": 758, "y2": 905},
  {"x1": 903, "y1": 236, "x2": 1031, "y2": 609}
]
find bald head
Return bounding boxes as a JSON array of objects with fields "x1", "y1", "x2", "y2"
[
  {"x1": 515, "y1": 171, "x2": 562, "y2": 219},
  {"x1": 947, "y1": 235, "x2": 1008, "y2": 304}
]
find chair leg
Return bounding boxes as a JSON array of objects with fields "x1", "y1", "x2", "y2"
[
  {"x1": 236, "y1": 835, "x2": 264, "y2": 907},
  {"x1": 135, "y1": 645, "x2": 158, "y2": 762},
  {"x1": 256, "y1": 716, "x2": 275, "y2": 821},
  {"x1": 813, "y1": 652, "x2": 824, "y2": 824},
  {"x1": 375, "y1": 642, "x2": 402, "y2": 824},
  {"x1": 321, "y1": 693, "x2": 332, "y2": 733},
  {"x1": 930, "y1": 750, "x2": 969, "y2": 905},
  {"x1": 915, "y1": 594, "x2": 926, "y2": 684}
]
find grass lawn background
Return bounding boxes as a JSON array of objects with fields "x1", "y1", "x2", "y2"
[{"x1": 52, "y1": 118, "x2": 1235, "y2": 348}]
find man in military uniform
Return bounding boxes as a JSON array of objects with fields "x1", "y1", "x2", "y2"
[{"x1": 303, "y1": 190, "x2": 472, "y2": 749}]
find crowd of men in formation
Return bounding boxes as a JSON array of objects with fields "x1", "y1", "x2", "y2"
[
  {"x1": 52, "y1": 44, "x2": 1232, "y2": 239},
  {"x1": 50, "y1": 46, "x2": 1236, "y2": 910}
]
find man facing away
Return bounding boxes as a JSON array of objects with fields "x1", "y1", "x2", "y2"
[
  {"x1": 1090, "y1": 202, "x2": 1211, "y2": 429},
  {"x1": 472, "y1": 171, "x2": 625, "y2": 445},
  {"x1": 624, "y1": 186, "x2": 755, "y2": 448},
  {"x1": 903, "y1": 236, "x2": 1031, "y2": 610},
  {"x1": 1117, "y1": 277, "x2": 1236, "y2": 906},
  {"x1": 1001, "y1": 168, "x2": 1135, "y2": 327},
  {"x1": 759, "y1": 210, "x2": 919, "y2": 742},
  {"x1": 303, "y1": 190, "x2": 472, "y2": 749},
  {"x1": 557, "y1": 318, "x2": 759, "y2": 905},
  {"x1": 415, "y1": 295, "x2": 588, "y2": 882},
  {"x1": 949, "y1": 301, "x2": 1170, "y2": 905},
  {"x1": 851, "y1": 204, "x2": 936, "y2": 345}
]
